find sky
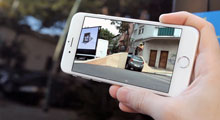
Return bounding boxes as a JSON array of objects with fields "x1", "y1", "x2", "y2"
[
  {"x1": 19, "y1": 16, "x2": 64, "y2": 36},
  {"x1": 19, "y1": 16, "x2": 120, "y2": 36},
  {"x1": 83, "y1": 17, "x2": 120, "y2": 36},
  {"x1": 174, "y1": 29, "x2": 182, "y2": 37},
  {"x1": 19, "y1": 11, "x2": 220, "y2": 44}
]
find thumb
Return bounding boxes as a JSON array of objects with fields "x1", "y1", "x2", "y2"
[{"x1": 116, "y1": 86, "x2": 169, "y2": 117}]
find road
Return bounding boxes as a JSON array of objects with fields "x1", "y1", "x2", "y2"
[
  {"x1": 73, "y1": 63, "x2": 171, "y2": 93},
  {"x1": 0, "y1": 100, "x2": 77, "y2": 120}
]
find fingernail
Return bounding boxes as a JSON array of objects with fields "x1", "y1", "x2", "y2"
[
  {"x1": 159, "y1": 15, "x2": 163, "y2": 22},
  {"x1": 116, "y1": 87, "x2": 129, "y2": 103},
  {"x1": 159, "y1": 14, "x2": 166, "y2": 22}
]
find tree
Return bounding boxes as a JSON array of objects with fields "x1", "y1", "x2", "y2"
[
  {"x1": 0, "y1": 0, "x2": 172, "y2": 33},
  {"x1": 99, "y1": 28, "x2": 115, "y2": 44},
  {"x1": 111, "y1": 20, "x2": 131, "y2": 52},
  {"x1": 0, "y1": 0, "x2": 76, "y2": 27},
  {"x1": 0, "y1": 0, "x2": 108, "y2": 29}
]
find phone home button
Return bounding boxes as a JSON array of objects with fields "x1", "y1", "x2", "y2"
[{"x1": 178, "y1": 56, "x2": 190, "y2": 68}]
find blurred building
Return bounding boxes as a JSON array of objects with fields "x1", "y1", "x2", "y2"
[
  {"x1": 174, "y1": 0, "x2": 220, "y2": 12},
  {"x1": 0, "y1": 25, "x2": 57, "y2": 71}
]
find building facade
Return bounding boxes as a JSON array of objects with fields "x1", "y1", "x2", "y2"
[
  {"x1": 130, "y1": 24, "x2": 181, "y2": 70},
  {"x1": 0, "y1": 26, "x2": 57, "y2": 71}
]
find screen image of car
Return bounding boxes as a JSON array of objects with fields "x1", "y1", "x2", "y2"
[
  {"x1": 73, "y1": 17, "x2": 182, "y2": 93},
  {"x1": 125, "y1": 55, "x2": 144, "y2": 72}
]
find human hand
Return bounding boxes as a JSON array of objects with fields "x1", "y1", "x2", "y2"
[{"x1": 109, "y1": 11, "x2": 220, "y2": 120}]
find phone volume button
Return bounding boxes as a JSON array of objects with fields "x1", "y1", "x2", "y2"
[
  {"x1": 70, "y1": 37, "x2": 74, "y2": 47},
  {"x1": 72, "y1": 74, "x2": 77, "y2": 77},
  {"x1": 90, "y1": 79, "x2": 101, "y2": 83}
]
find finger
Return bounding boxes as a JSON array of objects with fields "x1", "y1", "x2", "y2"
[
  {"x1": 159, "y1": 11, "x2": 220, "y2": 79},
  {"x1": 116, "y1": 86, "x2": 168, "y2": 117},
  {"x1": 109, "y1": 85, "x2": 121, "y2": 99},
  {"x1": 119, "y1": 102, "x2": 137, "y2": 113},
  {"x1": 159, "y1": 11, "x2": 207, "y2": 30},
  {"x1": 159, "y1": 11, "x2": 219, "y2": 54}
]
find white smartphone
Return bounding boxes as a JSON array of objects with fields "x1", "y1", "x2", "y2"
[{"x1": 61, "y1": 12, "x2": 199, "y2": 97}]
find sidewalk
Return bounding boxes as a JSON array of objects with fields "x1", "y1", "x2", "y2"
[{"x1": 141, "y1": 57, "x2": 172, "y2": 77}]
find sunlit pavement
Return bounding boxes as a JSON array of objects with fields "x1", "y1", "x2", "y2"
[{"x1": 140, "y1": 56, "x2": 173, "y2": 77}]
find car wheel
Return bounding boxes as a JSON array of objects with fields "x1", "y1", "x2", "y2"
[{"x1": 125, "y1": 64, "x2": 129, "y2": 69}]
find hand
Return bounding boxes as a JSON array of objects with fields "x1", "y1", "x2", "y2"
[{"x1": 109, "y1": 11, "x2": 220, "y2": 120}]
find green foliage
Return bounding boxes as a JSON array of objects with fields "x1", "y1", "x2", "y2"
[
  {"x1": 111, "y1": 20, "x2": 130, "y2": 34},
  {"x1": 0, "y1": 0, "x2": 107, "y2": 28},
  {"x1": 0, "y1": 0, "x2": 75, "y2": 27},
  {"x1": 18, "y1": 0, "x2": 75, "y2": 27},
  {"x1": 78, "y1": 0, "x2": 103, "y2": 13},
  {"x1": 99, "y1": 28, "x2": 115, "y2": 44},
  {"x1": 0, "y1": 0, "x2": 171, "y2": 29},
  {"x1": 111, "y1": 20, "x2": 130, "y2": 51},
  {"x1": 111, "y1": 38, "x2": 119, "y2": 53},
  {"x1": 119, "y1": 22, "x2": 130, "y2": 33}
]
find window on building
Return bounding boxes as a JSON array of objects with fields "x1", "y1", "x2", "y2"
[
  {"x1": 134, "y1": 29, "x2": 137, "y2": 35},
  {"x1": 158, "y1": 27, "x2": 174, "y2": 36},
  {"x1": 138, "y1": 26, "x2": 144, "y2": 34}
]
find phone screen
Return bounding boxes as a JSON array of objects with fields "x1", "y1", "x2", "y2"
[{"x1": 72, "y1": 16, "x2": 182, "y2": 93}]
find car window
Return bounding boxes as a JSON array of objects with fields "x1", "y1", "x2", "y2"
[{"x1": 133, "y1": 56, "x2": 142, "y2": 61}]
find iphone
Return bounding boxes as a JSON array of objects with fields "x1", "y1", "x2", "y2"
[{"x1": 61, "y1": 12, "x2": 199, "y2": 96}]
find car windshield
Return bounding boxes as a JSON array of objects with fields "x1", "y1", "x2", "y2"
[{"x1": 133, "y1": 56, "x2": 142, "y2": 61}]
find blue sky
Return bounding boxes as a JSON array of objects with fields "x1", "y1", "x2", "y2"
[
  {"x1": 20, "y1": 11, "x2": 220, "y2": 43},
  {"x1": 19, "y1": 16, "x2": 65, "y2": 36}
]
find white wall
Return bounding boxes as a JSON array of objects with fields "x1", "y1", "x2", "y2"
[
  {"x1": 0, "y1": 26, "x2": 57, "y2": 71},
  {"x1": 131, "y1": 24, "x2": 182, "y2": 43},
  {"x1": 130, "y1": 24, "x2": 181, "y2": 70},
  {"x1": 143, "y1": 40, "x2": 179, "y2": 70},
  {"x1": 96, "y1": 39, "x2": 109, "y2": 58},
  {"x1": 131, "y1": 24, "x2": 156, "y2": 41}
]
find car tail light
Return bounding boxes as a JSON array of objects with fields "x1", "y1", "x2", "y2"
[
  {"x1": 142, "y1": 62, "x2": 144, "y2": 64},
  {"x1": 130, "y1": 58, "x2": 133, "y2": 62}
]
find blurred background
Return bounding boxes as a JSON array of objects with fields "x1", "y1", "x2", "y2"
[{"x1": 0, "y1": 0, "x2": 219, "y2": 120}]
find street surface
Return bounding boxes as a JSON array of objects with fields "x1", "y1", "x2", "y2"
[
  {"x1": 73, "y1": 63, "x2": 171, "y2": 93},
  {"x1": 0, "y1": 99, "x2": 77, "y2": 120}
]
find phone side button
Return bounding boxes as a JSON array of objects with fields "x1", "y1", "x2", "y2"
[
  {"x1": 72, "y1": 75, "x2": 77, "y2": 77},
  {"x1": 177, "y1": 56, "x2": 190, "y2": 68},
  {"x1": 90, "y1": 79, "x2": 102, "y2": 83}
]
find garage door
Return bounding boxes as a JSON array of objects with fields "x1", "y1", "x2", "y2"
[
  {"x1": 159, "y1": 51, "x2": 169, "y2": 69},
  {"x1": 149, "y1": 50, "x2": 157, "y2": 67}
]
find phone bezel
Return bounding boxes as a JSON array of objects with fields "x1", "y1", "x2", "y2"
[{"x1": 61, "y1": 12, "x2": 199, "y2": 97}]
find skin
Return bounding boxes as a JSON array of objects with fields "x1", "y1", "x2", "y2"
[{"x1": 109, "y1": 11, "x2": 220, "y2": 120}]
